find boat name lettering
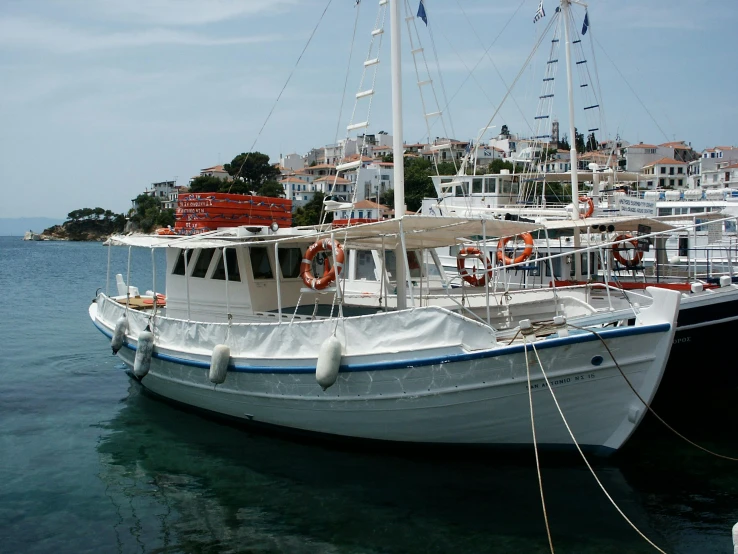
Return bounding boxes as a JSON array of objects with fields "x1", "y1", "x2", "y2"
[
  {"x1": 525, "y1": 373, "x2": 595, "y2": 390},
  {"x1": 673, "y1": 336, "x2": 691, "y2": 344}
]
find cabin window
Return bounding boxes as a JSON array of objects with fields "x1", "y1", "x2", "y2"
[
  {"x1": 658, "y1": 208, "x2": 672, "y2": 216},
  {"x1": 454, "y1": 182, "x2": 469, "y2": 197},
  {"x1": 212, "y1": 249, "x2": 241, "y2": 281},
  {"x1": 501, "y1": 180, "x2": 513, "y2": 194},
  {"x1": 678, "y1": 236, "x2": 689, "y2": 257},
  {"x1": 484, "y1": 178, "x2": 496, "y2": 193},
  {"x1": 191, "y1": 248, "x2": 215, "y2": 278},
  {"x1": 278, "y1": 248, "x2": 303, "y2": 279},
  {"x1": 545, "y1": 256, "x2": 562, "y2": 277},
  {"x1": 690, "y1": 207, "x2": 705, "y2": 213},
  {"x1": 570, "y1": 253, "x2": 597, "y2": 276},
  {"x1": 472, "y1": 178, "x2": 483, "y2": 193},
  {"x1": 356, "y1": 250, "x2": 377, "y2": 280},
  {"x1": 172, "y1": 250, "x2": 194, "y2": 275},
  {"x1": 250, "y1": 247, "x2": 273, "y2": 279},
  {"x1": 384, "y1": 250, "x2": 423, "y2": 280}
]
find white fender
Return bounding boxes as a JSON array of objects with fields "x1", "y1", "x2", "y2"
[
  {"x1": 133, "y1": 330, "x2": 154, "y2": 378},
  {"x1": 316, "y1": 335, "x2": 342, "y2": 390},
  {"x1": 111, "y1": 316, "x2": 127, "y2": 354},
  {"x1": 209, "y1": 344, "x2": 230, "y2": 385},
  {"x1": 733, "y1": 521, "x2": 738, "y2": 554}
]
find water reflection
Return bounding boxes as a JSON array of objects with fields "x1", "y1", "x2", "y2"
[{"x1": 96, "y1": 381, "x2": 675, "y2": 554}]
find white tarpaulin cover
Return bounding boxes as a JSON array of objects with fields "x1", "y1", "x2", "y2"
[{"x1": 97, "y1": 295, "x2": 497, "y2": 364}]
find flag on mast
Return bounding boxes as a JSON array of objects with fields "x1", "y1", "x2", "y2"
[
  {"x1": 417, "y1": 0, "x2": 428, "y2": 26},
  {"x1": 581, "y1": 11, "x2": 590, "y2": 35},
  {"x1": 533, "y1": 1, "x2": 545, "y2": 23}
]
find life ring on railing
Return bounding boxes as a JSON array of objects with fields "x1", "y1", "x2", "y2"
[
  {"x1": 579, "y1": 196, "x2": 594, "y2": 218},
  {"x1": 300, "y1": 239, "x2": 345, "y2": 290},
  {"x1": 612, "y1": 234, "x2": 643, "y2": 267},
  {"x1": 456, "y1": 247, "x2": 493, "y2": 287},
  {"x1": 496, "y1": 233, "x2": 534, "y2": 266}
]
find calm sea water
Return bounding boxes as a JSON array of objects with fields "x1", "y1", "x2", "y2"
[{"x1": 0, "y1": 236, "x2": 736, "y2": 553}]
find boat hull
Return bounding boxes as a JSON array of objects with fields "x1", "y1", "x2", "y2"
[{"x1": 90, "y1": 295, "x2": 676, "y2": 453}]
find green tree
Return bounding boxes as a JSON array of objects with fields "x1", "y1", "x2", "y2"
[
  {"x1": 188, "y1": 175, "x2": 223, "y2": 193},
  {"x1": 255, "y1": 180, "x2": 285, "y2": 198},
  {"x1": 586, "y1": 132, "x2": 598, "y2": 152},
  {"x1": 129, "y1": 194, "x2": 165, "y2": 233},
  {"x1": 380, "y1": 189, "x2": 395, "y2": 209},
  {"x1": 480, "y1": 158, "x2": 515, "y2": 174},
  {"x1": 293, "y1": 192, "x2": 332, "y2": 227},
  {"x1": 575, "y1": 128, "x2": 585, "y2": 153},
  {"x1": 224, "y1": 152, "x2": 280, "y2": 193},
  {"x1": 558, "y1": 134, "x2": 571, "y2": 151}
]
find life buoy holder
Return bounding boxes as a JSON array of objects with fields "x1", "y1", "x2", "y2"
[
  {"x1": 579, "y1": 196, "x2": 594, "y2": 218},
  {"x1": 612, "y1": 234, "x2": 643, "y2": 267},
  {"x1": 300, "y1": 239, "x2": 345, "y2": 290},
  {"x1": 496, "y1": 233, "x2": 534, "y2": 266},
  {"x1": 456, "y1": 247, "x2": 493, "y2": 287}
]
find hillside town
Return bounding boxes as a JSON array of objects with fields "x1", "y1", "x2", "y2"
[{"x1": 134, "y1": 125, "x2": 738, "y2": 226}]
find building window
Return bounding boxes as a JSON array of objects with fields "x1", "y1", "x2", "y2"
[
  {"x1": 678, "y1": 167, "x2": 683, "y2": 174},
  {"x1": 660, "y1": 167, "x2": 666, "y2": 174},
  {"x1": 678, "y1": 179, "x2": 683, "y2": 187},
  {"x1": 669, "y1": 179, "x2": 675, "y2": 187},
  {"x1": 659, "y1": 178, "x2": 665, "y2": 187}
]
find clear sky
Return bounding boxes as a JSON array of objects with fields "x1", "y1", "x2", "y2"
[{"x1": 1, "y1": 0, "x2": 735, "y2": 218}]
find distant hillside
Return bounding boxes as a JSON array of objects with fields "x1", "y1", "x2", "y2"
[{"x1": 0, "y1": 217, "x2": 63, "y2": 236}]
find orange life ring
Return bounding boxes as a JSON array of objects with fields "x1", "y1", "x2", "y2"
[
  {"x1": 579, "y1": 196, "x2": 594, "y2": 218},
  {"x1": 300, "y1": 238, "x2": 345, "y2": 290},
  {"x1": 612, "y1": 234, "x2": 643, "y2": 267},
  {"x1": 496, "y1": 233, "x2": 534, "y2": 265},
  {"x1": 156, "y1": 227, "x2": 177, "y2": 236},
  {"x1": 456, "y1": 247, "x2": 493, "y2": 287}
]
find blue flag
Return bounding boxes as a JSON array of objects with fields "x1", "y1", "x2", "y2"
[
  {"x1": 582, "y1": 12, "x2": 589, "y2": 35},
  {"x1": 417, "y1": 0, "x2": 427, "y2": 25}
]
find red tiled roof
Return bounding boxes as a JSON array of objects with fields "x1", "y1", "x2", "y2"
[{"x1": 643, "y1": 157, "x2": 687, "y2": 167}]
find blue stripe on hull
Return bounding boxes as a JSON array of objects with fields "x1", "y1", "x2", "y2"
[{"x1": 93, "y1": 317, "x2": 670, "y2": 374}]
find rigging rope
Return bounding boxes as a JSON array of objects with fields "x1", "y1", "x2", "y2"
[
  {"x1": 592, "y1": 36, "x2": 670, "y2": 143},
  {"x1": 424, "y1": 0, "x2": 527, "y2": 140},
  {"x1": 524, "y1": 336, "x2": 668, "y2": 554},
  {"x1": 230, "y1": 0, "x2": 334, "y2": 190},
  {"x1": 570, "y1": 324, "x2": 738, "y2": 462}
]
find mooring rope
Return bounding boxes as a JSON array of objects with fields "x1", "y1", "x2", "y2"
[
  {"x1": 524, "y1": 337, "x2": 668, "y2": 553},
  {"x1": 523, "y1": 338, "x2": 555, "y2": 554},
  {"x1": 570, "y1": 324, "x2": 738, "y2": 462}
]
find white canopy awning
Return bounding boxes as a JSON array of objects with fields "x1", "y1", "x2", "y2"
[{"x1": 105, "y1": 216, "x2": 542, "y2": 250}]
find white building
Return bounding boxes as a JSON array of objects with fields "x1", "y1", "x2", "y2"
[
  {"x1": 279, "y1": 153, "x2": 304, "y2": 172},
  {"x1": 688, "y1": 146, "x2": 738, "y2": 188},
  {"x1": 200, "y1": 165, "x2": 230, "y2": 180},
  {"x1": 638, "y1": 157, "x2": 688, "y2": 190},
  {"x1": 623, "y1": 141, "x2": 697, "y2": 172},
  {"x1": 163, "y1": 185, "x2": 189, "y2": 210}
]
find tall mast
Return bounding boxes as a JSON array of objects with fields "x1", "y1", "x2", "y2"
[
  {"x1": 562, "y1": 0, "x2": 580, "y2": 221},
  {"x1": 390, "y1": 0, "x2": 407, "y2": 307},
  {"x1": 390, "y1": 0, "x2": 405, "y2": 218},
  {"x1": 562, "y1": 0, "x2": 584, "y2": 280}
]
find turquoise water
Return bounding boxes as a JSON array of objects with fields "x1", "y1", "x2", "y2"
[{"x1": 0, "y1": 236, "x2": 736, "y2": 553}]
